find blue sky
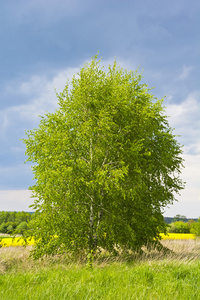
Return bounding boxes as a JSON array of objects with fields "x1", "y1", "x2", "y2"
[{"x1": 0, "y1": 0, "x2": 199, "y2": 217}]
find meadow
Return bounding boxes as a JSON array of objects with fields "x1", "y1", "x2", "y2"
[{"x1": 0, "y1": 236, "x2": 200, "y2": 299}]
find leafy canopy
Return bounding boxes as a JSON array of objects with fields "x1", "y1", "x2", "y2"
[{"x1": 23, "y1": 55, "x2": 184, "y2": 258}]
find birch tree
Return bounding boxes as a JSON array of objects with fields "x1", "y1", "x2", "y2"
[{"x1": 23, "y1": 55, "x2": 184, "y2": 259}]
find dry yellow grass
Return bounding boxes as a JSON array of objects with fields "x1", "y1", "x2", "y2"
[
  {"x1": 161, "y1": 238, "x2": 200, "y2": 256},
  {"x1": 0, "y1": 246, "x2": 32, "y2": 274},
  {"x1": 0, "y1": 238, "x2": 200, "y2": 275}
]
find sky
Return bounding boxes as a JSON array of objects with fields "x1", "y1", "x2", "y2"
[{"x1": 0, "y1": 0, "x2": 199, "y2": 218}]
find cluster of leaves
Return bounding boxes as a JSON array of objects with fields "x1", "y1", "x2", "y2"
[{"x1": 0, "y1": 211, "x2": 33, "y2": 234}]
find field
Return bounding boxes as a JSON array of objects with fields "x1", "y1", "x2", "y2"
[
  {"x1": 0, "y1": 233, "x2": 196, "y2": 248},
  {"x1": 160, "y1": 233, "x2": 195, "y2": 240},
  {"x1": 0, "y1": 238, "x2": 200, "y2": 299},
  {"x1": 0, "y1": 236, "x2": 34, "y2": 247}
]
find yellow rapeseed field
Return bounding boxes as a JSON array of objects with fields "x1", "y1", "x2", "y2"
[
  {"x1": 0, "y1": 233, "x2": 196, "y2": 247},
  {"x1": 160, "y1": 233, "x2": 195, "y2": 240},
  {"x1": 0, "y1": 237, "x2": 35, "y2": 247}
]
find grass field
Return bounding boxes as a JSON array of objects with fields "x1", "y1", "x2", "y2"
[{"x1": 0, "y1": 239, "x2": 200, "y2": 299}]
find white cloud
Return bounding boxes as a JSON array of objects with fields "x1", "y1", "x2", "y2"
[
  {"x1": 178, "y1": 65, "x2": 193, "y2": 80},
  {"x1": 0, "y1": 190, "x2": 33, "y2": 212},
  {"x1": 0, "y1": 111, "x2": 10, "y2": 138},
  {"x1": 164, "y1": 93, "x2": 200, "y2": 217},
  {"x1": 0, "y1": 67, "x2": 80, "y2": 136},
  {"x1": 166, "y1": 92, "x2": 199, "y2": 121},
  {"x1": 164, "y1": 153, "x2": 200, "y2": 218},
  {"x1": 166, "y1": 92, "x2": 200, "y2": 154}
]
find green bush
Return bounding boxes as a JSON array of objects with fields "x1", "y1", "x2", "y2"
[
  {"x1": 6, "y1": 224, "x2": 13, "y2": 233},
  {"x1": 0, "y1": 222, "x2": 7, "y2": 233},
  {"x1": 15, "y1": 221, "x2": 28, "y2": 234},
  {"x1": 190, "y1": 218, "x2": 200, "y2": 236},
  {"x1": 168, "y1": 221, "x2": 190, "y2": 233}
]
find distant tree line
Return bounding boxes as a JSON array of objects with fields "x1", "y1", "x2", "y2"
[
  {"x1": 164, "y1": 214, "x2": 198, "y2": 224},
  {"x1": 0, "y1": 211, "x2": 200, "y2": 237},
  {"x1": 165, "y1": 214, "x2": 200, "y2": 235},
  {"x1": 0, "y1": 211, "x2": 34, "y2": 234}
]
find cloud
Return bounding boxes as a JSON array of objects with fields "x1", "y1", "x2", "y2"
[
  {"x1": 0, "y1": 65, "x2": 81, "y2": 191},
  {"x1": 163, "y1": 93, "x2": 200, "y2": 217},
  {"x1": 178, "y1": 65, "x2": 193, "y2": 80},
  {"x1": 164, "y1": 152, "x2": 200, "y2": 218},
  {"x1": 0, "y1": 163, "x2": 33, "y2": 189},
  {"x1": 0, "y1": 67, "x2": 80, "y2": 137},
  {"x1": 166, "y1": 92, "x2": 200, "y2": 154},
  {"x1": 166, "y1": 93, "x2": 199, "y2": 124},
  {"x1": 0, "y1": 190, "x2": 33, "y2": 212}
]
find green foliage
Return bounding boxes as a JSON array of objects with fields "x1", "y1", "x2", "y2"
[
  {"x1": 15, "y1": 222, "x2": 28, "y2": 234},
  {"x1": 6, "y1": 224, "x2": 14, "y2": 234},
  {"x1": 0, "y1": 222, "x2": 8, "y2": 234},
  {"x1": 190, "y1": 218, "x2": 200, "y2": 236},
  {"x1": 0, "y1": 211, "x2": 32, "y2": 234},
  {"x1": 168, "y1": 221, "x2": 190, "y2": 233},
  {"x1": 0, "y1": 211, "x2": 10, "y2": 224},
  {"x1": 167, "y1": 218, "x2": 200, "y2": 234},
  {"x1": 23, "y1": 55, "x2": 184, "y2": 259}
]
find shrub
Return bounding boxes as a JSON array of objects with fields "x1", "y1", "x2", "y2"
[
  {"x1": 168, "y1": 221, "x2": 190, "y2": 233},
  {"x1": 16, "y1": 222, "x2": 28, "y2": 234},
  {"x1": 190, "y1": 218, "x2": 200, "y2": 236},
  {"x1": 7, "y1": 225, "x2": 14, "y2": 233},
  {"x1": 0, "y1": 222, "x2": 8, "y2": 233}
]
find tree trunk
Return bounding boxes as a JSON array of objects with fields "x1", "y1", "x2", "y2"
[{"x1": 88, "y1": 200, "x2": 94, "y2": 253}]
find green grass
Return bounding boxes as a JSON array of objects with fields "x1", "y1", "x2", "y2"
[
  {"x1": 1, "y1": 260, "x2": 200, "y2": 299},
  {"x1": 0, "y1": 239, "x2": 200, "y2": 299},
  {"x1": 0, "y1": 261, "x2": 200, "y2": 299}
]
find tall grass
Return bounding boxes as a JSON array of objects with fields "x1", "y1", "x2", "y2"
[{"x1": 0, "y1": 239, "x2": 200, "y2": 299}]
